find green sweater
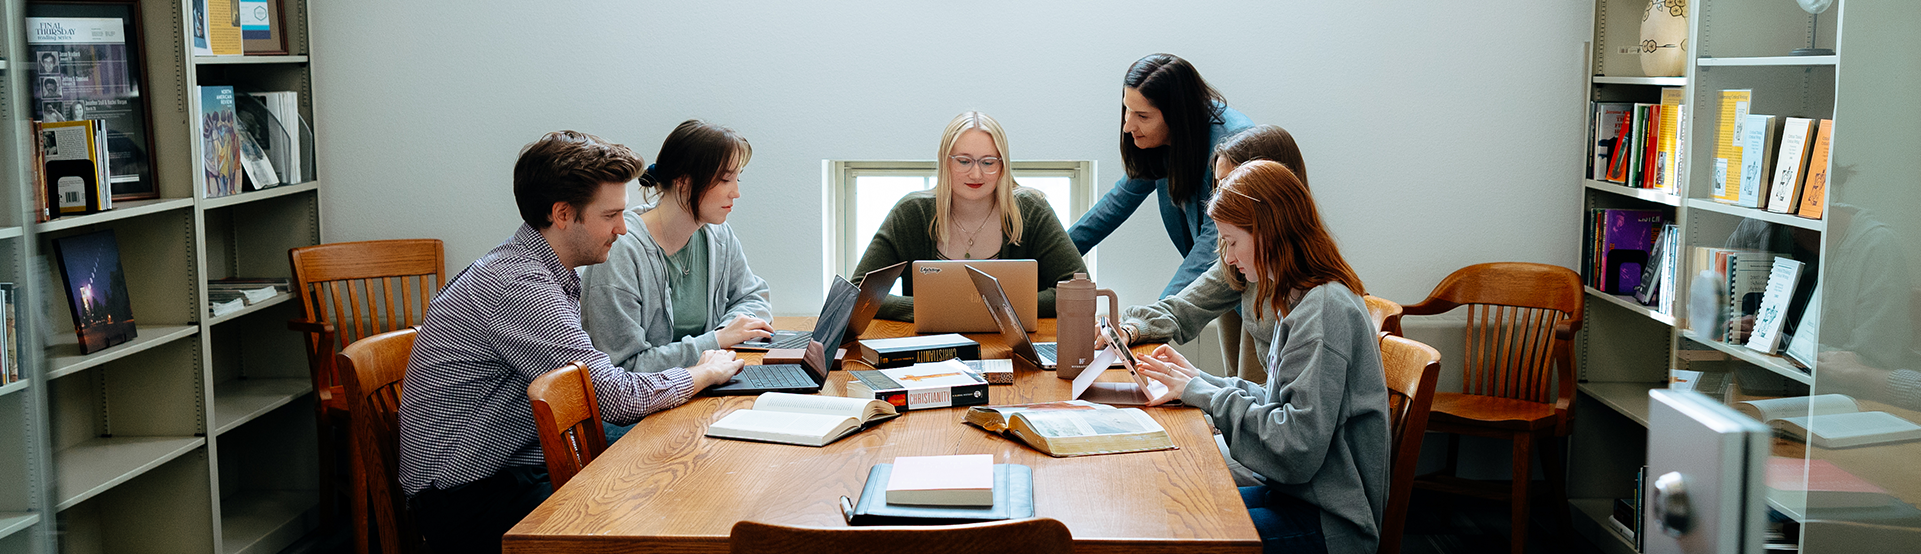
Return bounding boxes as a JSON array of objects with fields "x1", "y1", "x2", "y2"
[{"x1": 852, "y1": 187, "x2": 1087, "y2": 321}]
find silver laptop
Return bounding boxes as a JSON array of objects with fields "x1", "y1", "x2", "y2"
[{"x1": 964, "y1": 264, "x2": 1057, "y2": 369}]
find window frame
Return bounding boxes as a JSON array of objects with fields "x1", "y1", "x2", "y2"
[{"x1": 827, "y1": 159, "x2": 1096, "y2": 283}]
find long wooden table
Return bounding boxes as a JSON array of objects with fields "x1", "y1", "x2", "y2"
[{"x1": 504, "y1": 318, "x2": 1260, "y2": 553}]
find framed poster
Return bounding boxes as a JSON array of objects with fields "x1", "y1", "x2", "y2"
[
  {"x1": 239, "y1": 0, "x2": 287, "y2": 55},
  {"x1": 52, "y1": 230, "x2": 138, "y2": 354},
  {"x1": 27, "y1": 1, "x2": 160, "y2": 201}
]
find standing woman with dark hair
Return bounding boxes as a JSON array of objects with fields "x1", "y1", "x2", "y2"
[
  {"x1": 1069, "y1": 53, "x2": 1255, "y2": 299},
  {"x1": 1135, "y1": 160, "x2": 1388, "y2": 554},
  {"x1": 582, "y1": 120, "x2": 775, "y2": 375}
]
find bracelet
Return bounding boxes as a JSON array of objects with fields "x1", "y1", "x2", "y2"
[{"x1": 1122, "y1": 324, "x2": 1139, "y2": 344}]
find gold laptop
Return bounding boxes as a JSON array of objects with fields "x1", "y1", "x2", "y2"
[{"x1": 911, "y1": 259, "x2": 1037, "y2": 333}]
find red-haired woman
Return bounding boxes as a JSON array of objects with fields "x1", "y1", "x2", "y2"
[{"x1": 1136, "y1": 160, "x2": 1388, "y2": 554}]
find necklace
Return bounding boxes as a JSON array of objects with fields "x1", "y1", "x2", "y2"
[{"x1": 954, "y1": 204, "x2": 996, "y2": 258}]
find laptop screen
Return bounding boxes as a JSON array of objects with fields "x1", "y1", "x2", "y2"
[
  {"x1": 964, "y1": 265, "x2": 1040, "y2": 364},
  {"x1": 802, "y1": 277, "x2": 861, "y2": 378}
]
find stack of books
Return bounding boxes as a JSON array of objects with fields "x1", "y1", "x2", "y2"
[{"x1": 207, "y1": 277, "x2": 291, "y2": 318}]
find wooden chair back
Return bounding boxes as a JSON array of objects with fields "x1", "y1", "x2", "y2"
[
  {"x1": 527, "y1": 362, "x2": 609, "y2": 490},
  {"x1": 1378, "y1": 334, "x2": 1442, "y2": 554},
  {"x1": 1401, "y1": 262, "x2": 1583, "y2": 408},
  {"x1": 1364, "y1": 294, "x2": 1405, "y2": 336},
  {"x1": 336, "y1": 328, "x2": 423, "y2": 554},
  {"x1": 290, "y1": 239, "x2": 445, "y2": 398},
  {"x1": 728, "y1": 518, "x2": 1073, "y2": 554}
]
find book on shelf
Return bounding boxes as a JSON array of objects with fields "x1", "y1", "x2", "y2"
[
  {"x1": 200, "y1": 86, "x2": 243, "y2": 198},
  {"x1": 1640, "y1": 103, "x2": 1662, "y2": 188},
  {"x1": 211, "y1": 286, "x2": 276, "y2": 304},
  {"x1": 1766, "y1": 117, "x2": 1818, "y2": 214},
  {"x1": 209, "y1": 295, "x2": 246, "y2": 318},
  {"x1": 52, "y1": 230, "x2": 138, "y2": 354},
  {"x1": 963, "y1": 401, "x2": 1175, "y2": 457},
  {"x1": 209, "y1": 277, "x2": 293, "y2": 292},
  {"x1": 704, "y1": 392, "x2": 899, "y2": 447},
  {"x1": 1736, "y1": 114, "x2": 1783, "y2": 209},
  {"x1": 37, "y1": 119, "x2": 110, "y2": 216},
  {"x1": 1712, "y1": 89, "x2": 1753, "y2": 204},
  {"x1": 1656, "y1": 87, "x2": 1684, "y2": 193},
  {"x1": 1590, "y1": 102, "x2": 1633, "y2": 181},
  {"x1": 1634, "y1": 223, "x2": 1679, "y2": 310},
  {"x1": 886, "y1": 454, "x2": 994, "y2": 506},
  {"x1": 858, "y1": 334, "x2": 979, "y2": 368},
  {"x1": 1783, "y1": 282, "x2": 1821, "y2": 368},
  {"x1": 1585, "y1": 209, "x2": 1664, "y2": 293},
  {"x1": 1737, "y1": 395, "x2": 1921, "y2": 449},
  {"x1": 0, "y1": 284, "x2": 11, "y2": 384},
  {"x1": 1724, "y1": 251, "x2": 1778, "y2": 344},
  {"x1": 1606, "y1": 106, "x2": 1635, "y2": 184},
  {"x1": 204, "y1": 0, "x2": 242, "y2": 55},
  {"x1": 1625, "y1": 104, "x2": 1652, "y2": 187},
  {"x1": 843, "y1": 359, "x2": 990, "y2": 411},
  {"x1": 1797, "y1": 119, "x2": 1834, "y2": 220},
  {"x1": 1745, "y1": 257, "x2": 1803, "y2": 354},
  {"x1": 843, "y1": 462, "x2": 1033, "y2": 526}
]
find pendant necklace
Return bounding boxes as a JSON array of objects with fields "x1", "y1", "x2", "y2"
[{"x1": 956, "y1": 204, "x2": 996, "y2": 258}]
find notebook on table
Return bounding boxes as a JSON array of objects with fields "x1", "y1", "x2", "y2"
[
  {"x1": 707, "y1": 278, "x2": 859, "y2": 396},
  {"x1": 840, "y1": 462, "x2": 1034, "y2": 526},
  {"x1": 737, "y1": 261, "x2": 908, "y2": 351},
  {"x1": 912, "y1": 259, "x2": 1035, "y2": 334}
]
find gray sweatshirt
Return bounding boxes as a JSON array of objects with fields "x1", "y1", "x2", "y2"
[
  {"x1": 581, "y1": 203, "x2": 772, "y2": 372},
  {"x1": 1124, "y1": 262, "x2": 1277, "y2": 380},
  {"x1": 1180, "y1": 282, "x2": 1389, "y2": 554}
]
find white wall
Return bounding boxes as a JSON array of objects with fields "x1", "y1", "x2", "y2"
[{"x1": 310, "y1": 0, "x2": 1588, "y2": 317}]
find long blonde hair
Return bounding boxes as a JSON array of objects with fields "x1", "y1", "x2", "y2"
[{"x1": 931, "y1": 111, "x2": 1024, "y2": 249}]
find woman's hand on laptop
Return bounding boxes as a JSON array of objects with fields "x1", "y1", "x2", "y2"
[
  {"x1": 1135, "y1": 345, "x2": 1199, "y2": 406},
  {"x1": 717, "y1": 315, "x2": 775, "y2": 348},
  {"x1": 689, "y1": 349, "x2": 747, "y2": 389}
]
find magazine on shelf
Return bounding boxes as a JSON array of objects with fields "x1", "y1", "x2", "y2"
[
  {"x1": 200, "y1": 86, "x2": 243, "y2": 198},
  {"x1": 26, "y1": 8, "x2": 157, "y2": 200}
]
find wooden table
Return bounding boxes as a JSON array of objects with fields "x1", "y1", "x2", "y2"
[{"x1": 504, "y1": 318, "x2": 1260, "y2": 553}]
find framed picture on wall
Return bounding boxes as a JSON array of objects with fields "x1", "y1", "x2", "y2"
[
  {"x1": 240, "y1": 0, "x2": 288, "y2": 55},
  {"x1": 26, "y1": 1, "x2": 160, "y2": 201}
]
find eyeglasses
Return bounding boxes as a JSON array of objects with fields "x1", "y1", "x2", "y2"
[{"x1": 948, "y1": 155, "x2": 1002, "y2": 175}]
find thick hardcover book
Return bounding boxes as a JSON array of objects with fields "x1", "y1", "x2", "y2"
[
  {"x1": 844, "y1": 359, "x2": 990, "y2": 411},
  {"x1": 843, "y1": 463, "x2": 1034, "y2": 526},
  {"x1": 1797, "y1": 119, "x2": 1834, "y2": 219},
  {"x1": 859, "y1": 333, "x2": 979, "y2": 368}
]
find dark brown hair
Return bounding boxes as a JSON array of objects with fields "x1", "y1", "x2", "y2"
[
  {"x1": 1209, "y1": 160, "x2": 1364, "y2": 318},
  {"x1": 1214, "y1": 124, "x2": 1307, "y2": 188},
  {"x1": 639, "y1": 119, "x2": 752, "y2": 216},
  {"x1": 1120, "y1": 53, "x2": 1226, "y2": 205},
  {"x1": 514, "y1": 130, "x2": 643, "y2": 229}
]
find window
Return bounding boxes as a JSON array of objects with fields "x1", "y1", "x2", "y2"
[{"x1": 828, "y1": 160, "x2": 1095, "y2": 282}]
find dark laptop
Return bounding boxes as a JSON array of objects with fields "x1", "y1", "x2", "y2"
[
  {"x1": 707, "y1": 278, "x2": 861, "y2": 395},
  {"x1": 736, "y1": 261, "x2": 907, "y2": 351},
  {"x1": 964, "y1": 265, "x2": 1057, "y2": 369}
]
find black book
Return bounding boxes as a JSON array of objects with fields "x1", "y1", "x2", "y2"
[
  {"x1": 841, "y1": 463, "x2": 1033, "y2": 526},
  {"x1": 858, "y1": 334, "x2": 980, "y2": 369}
]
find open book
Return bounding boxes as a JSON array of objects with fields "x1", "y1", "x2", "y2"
[
  {"x1": 1736, "y1": 394, "x2": 1921, "y2": 449},
  {"x1": 964, "y1": 401, "x2": 1175, "y2": 457},
  {"x1": 706, "y1": 392, "x2": 899, "y2": 447}
]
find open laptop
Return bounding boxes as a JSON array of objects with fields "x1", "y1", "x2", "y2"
[
  {"x1": 912, "y1": 259, "x2": 1036, "y2": 334},
  {"x1": 707, "y1": 277, "x2": 860, "y2": 395},
  {"x1": 965, "y1": 264, "x2": 1058, "y2": 370},
  {"x1": 1065, "y1": 317, "x2": 1179, "y2": 406},
  {"x1": 736, "y1": 261, "x2": 908, "y2": 351}
]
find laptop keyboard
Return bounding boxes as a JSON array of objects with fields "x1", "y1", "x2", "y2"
[
  {"x1": 764, "y1": 332, "x2": 811, "y2": 350},
  {"x1": 739, "y1": 365, "x2": 816, "y2": 389},
  {"x1": 1034, "y1": 342, "x2": 1057, "y2": 364}
]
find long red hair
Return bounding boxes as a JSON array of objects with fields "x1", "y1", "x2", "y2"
[{"x1": 1208, "y1": 160, "x2": 1364, "y2": 318}]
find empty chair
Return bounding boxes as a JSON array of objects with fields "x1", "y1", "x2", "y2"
[
  {"x1": 336, "y1": 328, "x2": 426, "y2": 554},
  {"x1": 1402, "y1": 262, "x2": 1583, "y2": 554}
]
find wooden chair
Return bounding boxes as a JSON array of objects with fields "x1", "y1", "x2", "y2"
[
  {"x1": 1379, "y1": 334, "x2": 1442, "y2": 554},
  {"x1": 289, "y1": 239, "x2": 444, "y2": 554},
  {"x1": 728, "y1": 518, "x2": 1073, "y2": 554},
  {"x1": 526, "y1": 362, "x2": 609, "y2": 490},
  {"x1": 335, "y1": 328, "x2": 424, "y2": 554},
  {"x1": 1402, "y1": 262, "x2": 1583, "y2": 554},
  {"x1": 1365, "y1": 294, "x2": 1405, "y2": 337}
]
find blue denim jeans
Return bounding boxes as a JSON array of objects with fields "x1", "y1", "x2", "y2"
[{"x1": 1240, "y1": 485, "x2": 1328, "y2": 554}]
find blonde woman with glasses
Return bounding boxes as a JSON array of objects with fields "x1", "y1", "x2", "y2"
[{"x1": 851, "y1": 111, "x2": 1086, "y2": 321}]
